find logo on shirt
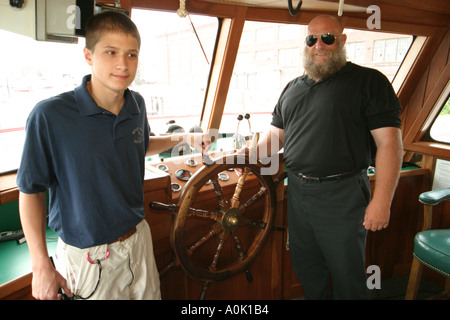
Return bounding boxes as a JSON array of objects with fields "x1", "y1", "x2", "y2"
[{"x1": 132, "y1": 127, "x2": 144, "y2": 144}]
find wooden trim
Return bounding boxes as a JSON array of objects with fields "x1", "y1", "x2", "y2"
[
  {"x1": 392, "y1": 36, "x2": 427, "y2": 94},
  {"x1": 177, "y1": 0, "x2": 449, "y2": 31},
  {"x1": 320, "y1": 0, "x2": 450, "y2": 16},
  {"x1": 0, "y1": 188, "x2": 18, "y2": 205},
  {"x1": 131, "y1": 0, "x2": 239, "y2": 18},
  {"x1": 245, "y1": 8, "x2": 442, "y2": 36},
  {"x1": 399, "y1": 28, "x2": 449, "y2": 158},
  {"x1": 201, "y1": 8, "x2": 247, "y2": 131},
  {"x1": 130, "y1": 0, "x2": 448, "y2": 36},
  {"x1": 0, "y1": 173, "x2": 19, "y2": 204},
  {"x1": 403, "y1": 64, "x2": 450, "y2": 146},
  {"x1": 97, "y1": 0, "x2": 132, "y2": 11},
  {"x1": 0, "y1": 273, "x2": 32, "y2": 300},
  {"x1": 404, "y1": 141, "x2": 450, "y2": 159},
  {"x1": 131, "y1": 0, "x2": 181, "y2": 13},
  {"x1": 398, "y1": 28, "x2": 448, "y2": 108}
]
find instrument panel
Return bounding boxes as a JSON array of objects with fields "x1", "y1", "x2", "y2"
[
  {"x1": 145, "y1": 127, "x2": 254, "y2": 199},
  {"x1": 145, "y1": 152, "x2": 239, "y2": 199}
]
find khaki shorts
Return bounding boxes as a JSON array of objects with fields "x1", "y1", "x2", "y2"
[{"x1": 54, "y1": 219, "x2": 161, "y2": 300}]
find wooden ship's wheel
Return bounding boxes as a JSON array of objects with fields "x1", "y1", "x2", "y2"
[{"x1": 150, "y1": 137, "x2": 285, "y2": 299}]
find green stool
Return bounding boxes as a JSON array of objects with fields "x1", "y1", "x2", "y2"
[{"x1": 405, "y1": 187, "x2": 450, "y2": 299}]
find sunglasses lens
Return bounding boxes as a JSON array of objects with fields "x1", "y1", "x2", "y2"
[
  {"x1": 305, "y1": 35, "x2": 317, "y2": 47},
  {"x1": 305, "y1": 34, "x2": 337, "y2": 46},
  {"x1": 321, "y1": 33, "x2": 335, "y2": 45}
]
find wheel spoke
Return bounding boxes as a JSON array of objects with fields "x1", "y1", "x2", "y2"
[
  {"x1": 187, "y1": 223, "x2": 223, "y2": 254},
  {"x1": 211, "y1": 177, "x2": 229, "y2": 211},
  {"x1": 238, "y1": 187, "x2": 267, "y2": 211},
  {"x1": 188, "y1": 207, "x2": 222, "y2": 222},
  {"x1": 230, "y1": 167, "x2": 250, "y2": 208},
  {"x1": 159, "y1": 258, "x2": 181, "y2": 276},
  {"x1": 231, "y1": 231, "x2": 247, "y2": 261},
  {"x1": 209, "y1": 231, "x2": 226, "y2": 271},
  {"x1": 243, "y1": 219, "x2": 267, "y2": 230}
]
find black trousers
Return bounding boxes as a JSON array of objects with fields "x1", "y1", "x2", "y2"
[{"x1": 286, "y1": 168, "x2": 371, "y2": 300}]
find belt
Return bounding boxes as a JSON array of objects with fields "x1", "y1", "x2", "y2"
[
  {"x1": 109, "y1": 226, "x2": 137, "y2": 244},
  {"x1": 297, "y1": 169, "x2": 365, "y2": 183}
]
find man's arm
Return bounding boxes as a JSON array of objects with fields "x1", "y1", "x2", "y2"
[
  {"x1": 363, "y1": 127, "x2": 403, "y2": 231},
  {"x1": 256, "y1": 125, "x2": 284, "y2": 161},
  {"x1": 234, "y1": 126, "x2": 284, "y2": 176},
  {"x1": 19, "y1": 192, "x2": 71, "y2": 300}
]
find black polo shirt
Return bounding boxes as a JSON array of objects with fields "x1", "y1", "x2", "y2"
[{"x1": 271, "y1": 62, "x2": 401, "y2": 177}]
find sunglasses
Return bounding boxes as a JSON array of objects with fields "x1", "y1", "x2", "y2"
[{"x1": 305, "y1": 33, "x2": 341, "y2": 47}]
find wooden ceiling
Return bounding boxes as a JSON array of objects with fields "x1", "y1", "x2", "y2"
[
  {"x1": 198, "y1": 0, "x2": 449, "y2": 15},
  {"x1": 109, "y1": 0, "x2": 450, "y2": 27},
  {"x1": 198, "y1": 0, "x2": 367, "y2": 12},
  {"x1": 196, "y1": 0, "x2": 450, "y2": 27}
]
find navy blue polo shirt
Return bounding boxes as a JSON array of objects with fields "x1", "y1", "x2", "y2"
[
  {"x1": 271, "y1": 62, "x2": 401, "y2": 177},
  {"x1": 17, "y1": 75, "x2": 150, "y2": 248}
]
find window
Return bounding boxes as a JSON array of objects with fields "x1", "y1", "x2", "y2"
[
  {"x1": 0, "y1": 30, "x2": 88, "y2": 174},
  {"x1": 256, "y1": 27, "x2": 275, "y2": 43},
  {"x1": 429, "y1": 92, "x2": 450, "y2": 144},
  {"x1": 346, "y1": 29, "x2": 413, "y2": 81},
  {"x1": 220, "y1": 22, "x2": 414, "y2": 134},
  {"x1": 279, "y1": 48, "x2": 301, "y2": 67},
  {"x1": 373, "y1": 37, "x2": 412, "y2": 63},
  {"x1": 346, "y1": 42, "x2": 365, "y2": 64},
  {"x1": 131, "y1": 10, "x2": 217, "y2": 136},
  {"x1": 0, "y1": 10, "x2": 218, "y2": 173}
]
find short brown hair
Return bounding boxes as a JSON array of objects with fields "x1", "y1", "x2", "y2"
[{"x1": 84, "y1": 11, "x2": 141, "y2": 51}]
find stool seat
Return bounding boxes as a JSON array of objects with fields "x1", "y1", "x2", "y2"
[
  {"x1": 414, "y1": 229, "x2": 450, "y2": 278},
  {"x1": 406, "y1": 186, "x2": 450, "y2": 300}
]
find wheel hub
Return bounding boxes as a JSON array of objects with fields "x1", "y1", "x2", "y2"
[{"x1": 221, "y1": 207, "x2": 241, "y2": 232}]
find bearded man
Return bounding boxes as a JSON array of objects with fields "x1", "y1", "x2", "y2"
[{"x1": 254, "y1": 15, "x2": 403, "y2": 299}]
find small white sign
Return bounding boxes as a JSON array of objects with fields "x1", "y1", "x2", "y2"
[{"x1": 432, "y1": 158, "x2": 450, "y2": 190}]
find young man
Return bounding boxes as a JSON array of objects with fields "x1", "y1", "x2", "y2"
[
  {"x1": 17, "y1": 11, "x2": 206, "y2": 300},
  {"x1": 255, "y1": 15, "x2": 403, "y2": 299}
]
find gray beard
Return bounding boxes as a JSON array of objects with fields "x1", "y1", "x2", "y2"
[{"x1": 303, "y1": 44, "x2": 347, "y2": 81}]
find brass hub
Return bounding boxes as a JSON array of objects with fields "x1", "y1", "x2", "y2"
[{"x1": 221, "y1": 207, "x2": 241, "y2": 232}]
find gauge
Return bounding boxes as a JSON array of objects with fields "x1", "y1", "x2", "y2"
[
  {"x1": 218, "y1": 172, "x2": 229, "y2": 181},
  {"x1": 157, "y1": 164, "x2": 169, "y2": 172},
  {"x1": 175, "y1": 169, "x2": 192, "y2": 181},
  {"x1": 171, "y1": 183, "x2": 181, "y2": 192},
  {"x1": 185, "y1": 158, "x2": 198, "y2": 167}
]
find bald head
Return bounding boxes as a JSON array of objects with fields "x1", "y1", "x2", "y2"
[{"x1": 307, "y1": 15, "x2": 344, "y2": 36}]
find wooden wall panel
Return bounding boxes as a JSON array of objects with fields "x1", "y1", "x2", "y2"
[
  {"x1": 402, "y1": 29, "x2": 450, "y2": 155},
  {"x1": 366, "y1": 170, "x2": 432, "y2": 279},
  {"x1": 424, "y1": 32, "x2": 450, "y2": 100},
  {"x1": 402, "y1": 70, "x2": 428, "y2": 143}
]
